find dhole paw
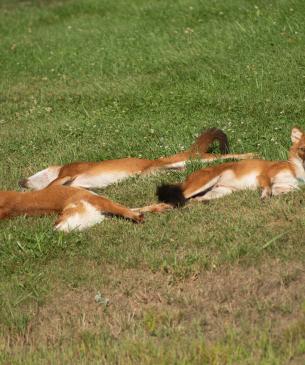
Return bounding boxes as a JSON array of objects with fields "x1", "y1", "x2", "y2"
[
  {"x1": 152, "y1": 203, "x2": 173, "y2": 213},
  {"x1": 134, "y1": 213, "x2": 144, "y2": 224},
  {"x1": 260, "y1": 188, "x2": 271, "y2": 200}
]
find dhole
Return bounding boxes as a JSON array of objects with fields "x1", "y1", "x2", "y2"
[
  {"x1": 0, "y1": 178, "x2": 147, "y2": 232},
  {"x1": 157, "y1": 127, "x2": 305, "y2": 206},
  {"x1": 19, "y1": 128, "x2": 254, "y2": 190}
]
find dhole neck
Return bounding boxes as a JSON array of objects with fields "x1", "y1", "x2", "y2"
[
  {"x1": 288, "y1": 145, "x2": 298, "y2": 161},
  {"x1": 288, "y1": 153, "x2": 305, "y2": 180}
]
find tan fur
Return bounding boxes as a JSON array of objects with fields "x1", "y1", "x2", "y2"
[
  {"x1": 159, "y1": 127, "x2": 305, "y2": 205},
  {"x1": 20, "y1": 128, "x2": 255, "y2": 190},
  {"x1": 0, "y1": 184, "x2": 144, "y2": 230},
  {"x1": 132, "y1": 202, "x2": 173, "y2": 213}
]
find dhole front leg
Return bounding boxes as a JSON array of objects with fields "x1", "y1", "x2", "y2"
[
  {"x1": 272, "y1": 184, "x2": 297, "y2": 196},
  {"x1": 202, "y1": 152, "x2": 257, "y2": 162},
  {"x1": 55, "y1": 197, "x2": 144, "y2": 233},
  {"x1": 257, "y1": 175, "x2": 272, "y2": 199},
  {"x1": 191, "y1": 185, "x2": 233, "y2": 201}
]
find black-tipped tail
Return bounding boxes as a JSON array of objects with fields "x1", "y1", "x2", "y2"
[{"x1": 157, "y1": 184, "x2": 186, "y2": 207}]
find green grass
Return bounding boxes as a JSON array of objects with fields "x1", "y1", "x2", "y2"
[{"x1": 1, "y1": 0, "x2": 305, "y2": 363}]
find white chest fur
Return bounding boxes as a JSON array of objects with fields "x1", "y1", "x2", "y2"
[{"x1": 290, "y1": 158, "x2": 305, "y2": 182}]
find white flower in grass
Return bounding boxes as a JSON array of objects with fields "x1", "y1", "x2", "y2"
[
  {"x1": 184, "y1": 27, "x2": 194, "y2": 34},
  {"x1": 95, "y1": 291, "x2": 109, "y2": 307}
]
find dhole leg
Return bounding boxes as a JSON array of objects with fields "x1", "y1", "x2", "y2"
[
  {"x1": 192, "y1": 186, "x2": 233, "y2": 201},
  {"x1": 54, "y1": 200, "x2": 105, "y2": 232},
  {"x1": 272, "y1": 184, "x2": 296, "y2": 196},
  {"x1": 201, "y1": 152, "x2": 257, "y2": 162},
  {"x1": 132, "y1": 203, "x2": 173, "y2": 214},
  {"x1": 47, "y1": 176, "x2": 75, "y2": 187},
  {"x1": 0, "y1": 208, "x2": 9, "y2": 219},
  {"x1": 257, "y1": 175, "x2": 272, "y2": 199},
  {"x1": 89, "y1": 196, "x2": 144, "y2": 223}
]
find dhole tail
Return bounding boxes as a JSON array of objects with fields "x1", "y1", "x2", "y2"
[
  {"x1": 156, "y1": 184, "x2": 186, "y2": 207},
  {"x1": 157, "y1": 164, "x2": 226, "y2": 206},
  {"x1": 153, "y1": 128, "x2": 230, "y2": 169},
  {"x1": 189, "y1": 127, "x2": 229, "y2": 154}
]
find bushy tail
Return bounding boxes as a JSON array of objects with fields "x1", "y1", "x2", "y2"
[
  {"x1": 152, "y1": 127, "x2": 229, "y2": 169},
  {"x1": 189, "y1": 128, "x2": 229, "y2": 155},
  {"x1": 156, "y1": 184, "x2": 186, "y2": 207}
]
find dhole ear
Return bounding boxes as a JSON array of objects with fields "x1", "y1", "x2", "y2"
[{"x1": 291, "y1": 127, "x2": 303, "y2": 144}]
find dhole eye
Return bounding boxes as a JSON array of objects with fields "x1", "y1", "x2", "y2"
[{"x1": 298, "y1": 147, "x2": 305, "y2": 152}]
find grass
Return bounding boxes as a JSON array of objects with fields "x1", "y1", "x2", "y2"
[{"x1": 1, "y1": 0, "x2": 305, "y2": 363}]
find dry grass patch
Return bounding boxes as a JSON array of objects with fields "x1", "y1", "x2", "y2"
[{"x1": 5, "y1": 259, "x2": 303, "y2": 350}]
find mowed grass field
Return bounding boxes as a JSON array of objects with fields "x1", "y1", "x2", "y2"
[{"x1": 1, "y1": 0, "x2": 305, "y2": 363}]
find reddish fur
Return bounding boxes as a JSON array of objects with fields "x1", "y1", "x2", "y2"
[
  {"x1": 0, "y1": 185, "x2": 143, "y2": 225},
  {"x1": 55, "y1": 129, "x2": 232, "y2": 179},
  {"x1": 158, "y1": 127, "x2": 305, "y2": 204},
  {"x1": 59, "y1": 128, "x2": 230, "y2": 176},
  {"x1": 181, "y1": 159, "x2": 294, "y2": 198},
  {"x1": 20, "y1": 128, "x2": 255, "y2": 190}
]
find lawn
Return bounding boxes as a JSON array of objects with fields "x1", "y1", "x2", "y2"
[{"x1": 1, "y1": 0, "x2": 305, "y2": 363}]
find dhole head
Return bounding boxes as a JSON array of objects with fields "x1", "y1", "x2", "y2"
[{"x1": 291, "y1": 127, "x2": 305, "y2": 161}]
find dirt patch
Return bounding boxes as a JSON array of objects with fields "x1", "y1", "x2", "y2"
[{"x1": 8, "y1": 259, "x2": 305, "y2": 347}]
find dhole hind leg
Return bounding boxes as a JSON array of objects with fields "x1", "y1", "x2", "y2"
[
  {"x1": 54, "y1": 200, "x2": 105, "y2": 232},
  {"x1": 55, "y1": 198, "x2": 143, "y2": 233},
  {"x1": 88, "y1": 195, "x2": 144, "y2": 223},
  {"x1": 191, "y1": 186, "x2": 234, "y2": 202}
]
